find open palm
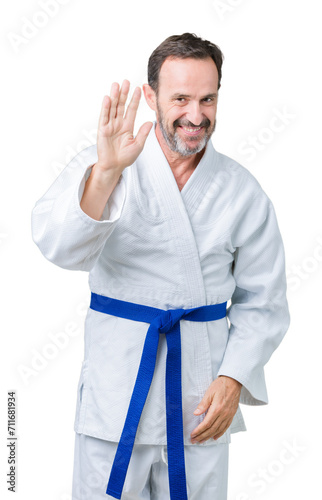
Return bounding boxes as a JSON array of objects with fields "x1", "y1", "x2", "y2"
[{"x1": 96, "y1": 80, "x2": 153, "y2": 172}]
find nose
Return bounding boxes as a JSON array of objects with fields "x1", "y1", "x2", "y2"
[{"x1": 185, "y1": 101, "x2": 204, "y2": 127}]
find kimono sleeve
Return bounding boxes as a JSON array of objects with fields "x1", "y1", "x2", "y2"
[
  {"x1": 217, "y1": 193, "x2": 290, "y2": 405},
  {"x1": 31, "y1": 144, "x2": 126, "y2": 271}
]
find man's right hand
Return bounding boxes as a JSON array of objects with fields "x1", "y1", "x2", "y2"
[
  {"x1": 96, "y1": 80, "x2": 153, "y2": 174},
  {"x1": 80, "y1": 81, "x2": 152, "y2": 221}
]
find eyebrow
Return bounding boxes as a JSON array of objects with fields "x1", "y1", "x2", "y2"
[{"x1": 171, "y1": 92, "x2": 217, "y2": 99}]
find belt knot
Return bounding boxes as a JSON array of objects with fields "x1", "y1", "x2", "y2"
[{"x1": 157, "y1": 308, "x2": 185, "y2": 334}]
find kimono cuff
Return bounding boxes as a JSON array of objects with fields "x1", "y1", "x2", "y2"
[
  {"x1": 217, "y1": 366, "x2": 268, "y2": 406},
  {"x1": 73, "y1": 163, "x2": 126, "y2": 225}
]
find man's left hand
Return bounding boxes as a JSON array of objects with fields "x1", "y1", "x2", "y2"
[{"x1": 190, "y1": 375, "x2": 242, "y2": 443}]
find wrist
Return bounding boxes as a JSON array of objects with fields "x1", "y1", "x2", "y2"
[
  {"x1": 219, "y1": 375, "x2": 242, "y2": 389},
  {"x1": 91, "y1": 163, "x2": 123, "y2": 187}
]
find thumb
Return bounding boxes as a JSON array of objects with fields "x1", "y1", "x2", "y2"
[
  {"x1": 194, "y1": 393, "x2": 212, "y2": 415},
  {"x1": 135, "y1": 121, "x2": 153, "y2": 150}
]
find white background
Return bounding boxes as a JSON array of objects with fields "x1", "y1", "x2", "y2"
[{"x1": 1, "y1": 0, "x2": 321, "y2": 499}]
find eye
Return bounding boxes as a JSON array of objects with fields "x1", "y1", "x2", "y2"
[
  {"x1": 176, "y1": 97, "x2": 186, "y2": 102},
  {"x1": 203, "y1": 97, "x2": 214, "y2": 103}
]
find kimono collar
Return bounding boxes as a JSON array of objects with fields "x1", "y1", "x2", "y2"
[{"x1": 140, "y1": 121, "x2": 220, "y2": 213}]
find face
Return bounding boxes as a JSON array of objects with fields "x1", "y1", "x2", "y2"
[{"x1": 148, "y1": 57, "x2": 219, "y2": 157}]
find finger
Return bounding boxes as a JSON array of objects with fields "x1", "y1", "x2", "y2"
[
  {"x1": 192, "y1": 424, "x2": 218, "y2": 443},
  {"x1": 211, "y1": 420, "x2": 231, "y2": 441},
  {"x1": 194, "y1": 387, "x2": 214, "y2": 415},
  {"x1": 212, "y1": 428, "x2": 227, "y2": 441},
  {"x1": 124, "y1": 87, "x2": 141, "y2": 129},
  {"x1": 202, "y1": 415, "x2": 233, "y2": 443},
  {"x1": 109, "y1": 82, "x2": 120, "y2": 120},
  {"x1": 98, "y1": 95, "x2": 111, "y2": 128},
  {"x1": 195, "y1": 417, "x2": 228, "y2": 443},
  {"x1": 191, "y1": 414, "x2": 220, "y2": 440},
  {"x1": 134, "y1": 121, "x2": 153, "y2": 150},
  {"x1": 191, "y1": 392, "x2": 237, "y2": 441},
  {"x1": 191, "y1": 408, "x2": 217, "y2": 437},
  {"x1": 116, "y1": 80, "x2": 130, "y2": 119},
  {"x1": 193, "y1": 396, "x2": 211, "y2": 415}
]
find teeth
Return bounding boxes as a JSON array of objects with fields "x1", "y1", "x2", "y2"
[{"x1": 182, "y1": 126, "x2": 202, "y2": 132}]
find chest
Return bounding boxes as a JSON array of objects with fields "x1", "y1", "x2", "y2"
[{"x1": 174, "y1": 167, "x2": 196, "y2": 192}]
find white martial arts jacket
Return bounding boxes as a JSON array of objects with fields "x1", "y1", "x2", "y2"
[{"x1": 31, "y1": 122, "x2": 290, "y2": 446}]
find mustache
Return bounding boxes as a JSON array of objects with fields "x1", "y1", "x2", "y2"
[{"x1": 173, "y1": 118, "x2": 211, "y2": 129}]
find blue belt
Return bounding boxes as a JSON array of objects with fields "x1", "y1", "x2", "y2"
[{"x1": 89, "y1": 292, "x2": 227, "y2": 500}]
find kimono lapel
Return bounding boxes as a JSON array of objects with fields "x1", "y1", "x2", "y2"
[
  {"x1": 140, "y1": 122, "x2": 220, "y2": 219},
  {"x1": 180, "y1": 136, "x2": 219, "y2": 216},
  {"x1": 136, "y1": 121, "x2": 221, "y2": 306}
]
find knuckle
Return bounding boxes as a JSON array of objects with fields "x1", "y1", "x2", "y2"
[
  {"x1": 216, "y1": 403, "x2": 225, "y2": 413},
  {"x1": 203, "y1": 421, "x2": 212, "y2": 431}
]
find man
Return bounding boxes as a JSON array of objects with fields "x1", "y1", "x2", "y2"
[{"x1": 31, "y1": 33, "x2": 290, "y2": 500}]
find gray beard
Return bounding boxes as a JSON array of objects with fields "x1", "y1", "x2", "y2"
[{"x1": 157, "y1": 103, "x2": 216, "y2": 157}]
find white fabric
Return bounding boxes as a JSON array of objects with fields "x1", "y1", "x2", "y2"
[
  {"x1": 71, "y1": 432, "x2": 229, "y2": 500},
  {"x1": 31, "y1": 122, "x2": 290, "y2": 446}
]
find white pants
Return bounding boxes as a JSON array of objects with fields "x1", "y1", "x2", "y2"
[{"x1": 71, "y1": 432, "x2": 229, "y2": 500}]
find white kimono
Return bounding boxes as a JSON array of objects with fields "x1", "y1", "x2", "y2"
[{"x1": 31, "y1": 122, "x2": 290, "y2": 447}]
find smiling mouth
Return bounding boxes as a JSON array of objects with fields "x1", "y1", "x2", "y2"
[{"x1": 178, "y1": 126, "x2": 204, "y2": 136}]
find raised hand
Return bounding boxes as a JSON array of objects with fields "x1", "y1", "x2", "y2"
[
  {"x1": 80, "y1": 81, "x2": 153, "y2": 221},
  {"x1": 96, "y1": 80, "x2": 153, "y2": 173}
]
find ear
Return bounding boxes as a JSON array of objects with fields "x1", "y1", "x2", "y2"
[{"x1": 142, "y1": 84, "x2": 157, "y2": 111}]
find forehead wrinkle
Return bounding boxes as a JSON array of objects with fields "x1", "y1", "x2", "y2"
[
  {"x1": 158, "y1": 57, "x2": 219, "y2": 94},
  {"x1": 160, "y1": 77, "x2": 218, "y2": 101}
]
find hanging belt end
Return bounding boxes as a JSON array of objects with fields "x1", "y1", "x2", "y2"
[{"x1": 106, "y1": 487, "x2": 122, "y2": 499}]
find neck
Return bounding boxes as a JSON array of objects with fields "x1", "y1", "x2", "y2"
[{"x1": 155, "y1": 122, "x2": 206, "y2": 178}]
